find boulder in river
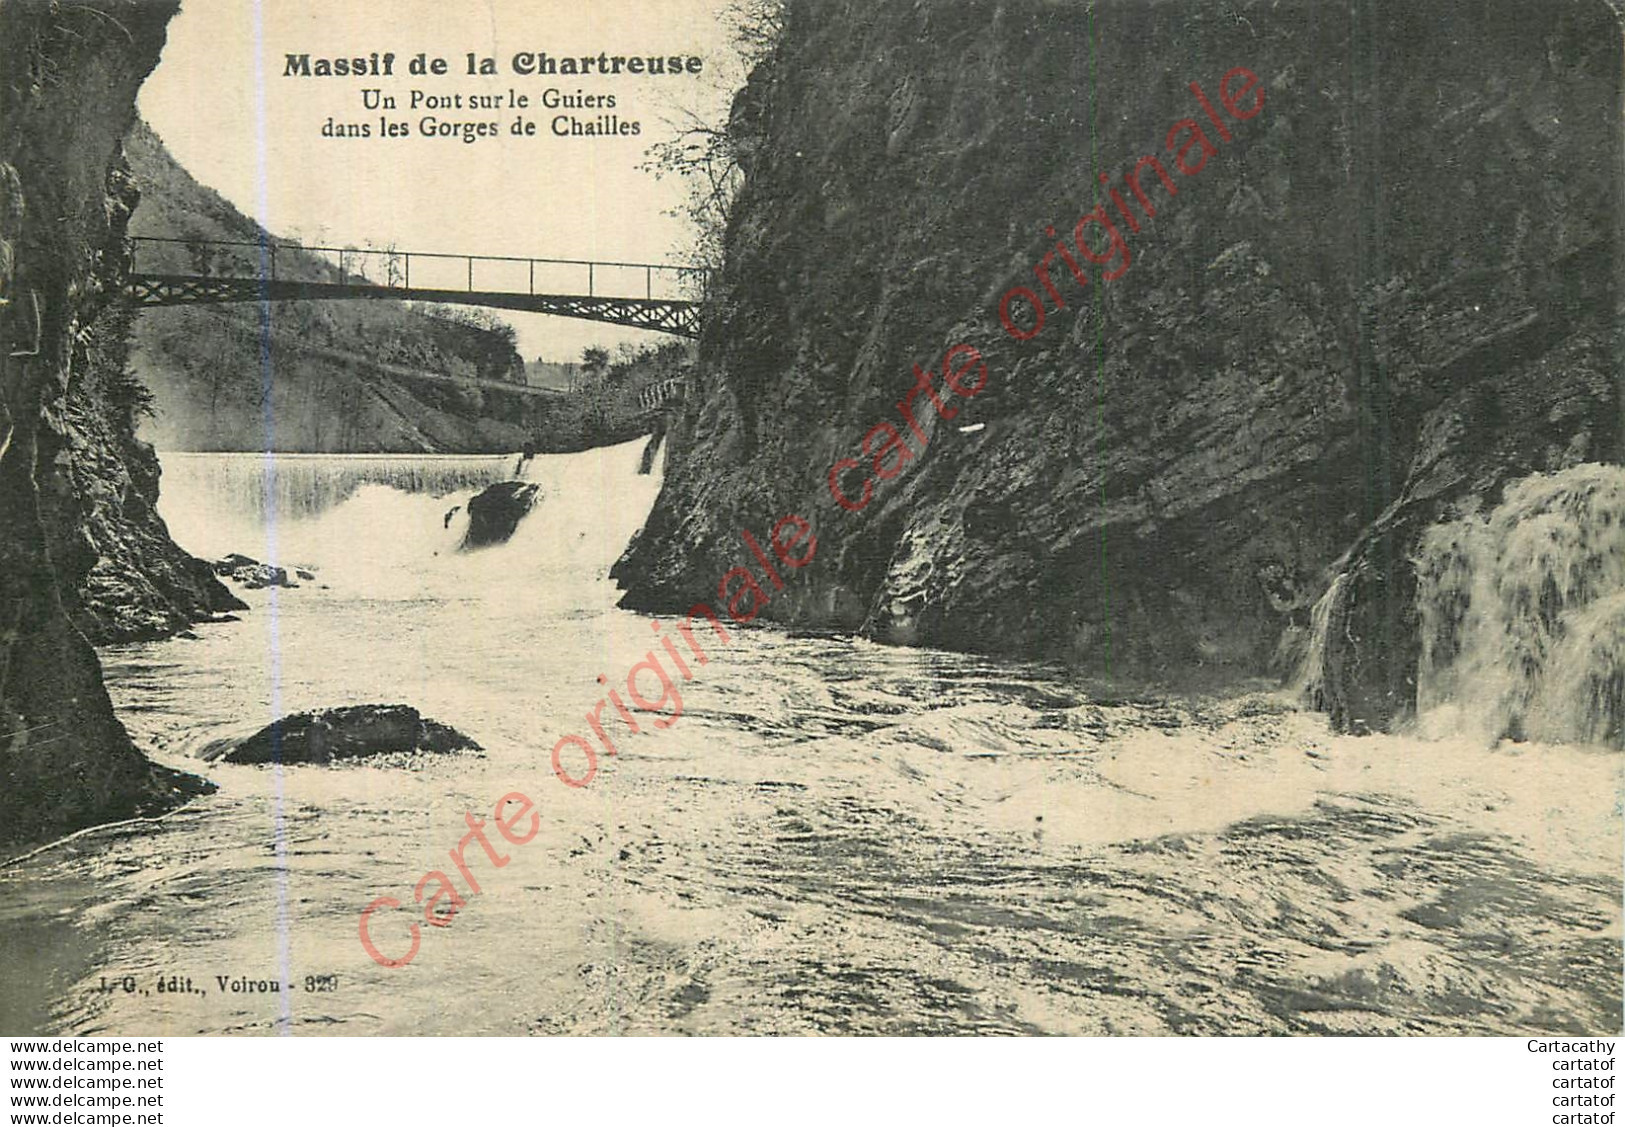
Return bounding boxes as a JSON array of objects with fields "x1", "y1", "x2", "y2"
[
  {"x1": 233, "y1": 563, "x2": 296, "y2": 589},
  {"x1": 211, "y1": 554, "x2": 321, "y2": 588},
  {"x1": 203, "y1": 705, "x2": 481, "y2": 765},
  {"x1": 211, "y1": 553, "x2": 259, "y2": 576},
  {"x1": 460, "y1": 481, "x2": 540, "y2": 550},
  {"x1": 210, "y1": 553, "x2": 305, "y2": 589}
]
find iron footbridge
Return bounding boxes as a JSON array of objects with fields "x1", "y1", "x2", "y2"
[{"x1": 123, "y1": 236, "x2": 708, "y2": 339}]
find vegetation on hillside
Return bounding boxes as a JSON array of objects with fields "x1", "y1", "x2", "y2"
[{"x1": 125, "y1": 118, "x2": 534, "y2": 451}]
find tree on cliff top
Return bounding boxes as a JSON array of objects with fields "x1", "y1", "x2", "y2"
[{"x1": 641, "y1": 0, "x2": 783, "y2": 273}]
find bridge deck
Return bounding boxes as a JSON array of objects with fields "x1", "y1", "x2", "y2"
[
  {"x1": 122, "y1": 237, "x2": 707, "y2": 339},
  {"x1": 127, "y1": 274, "x2": 701, "y2": 338}
]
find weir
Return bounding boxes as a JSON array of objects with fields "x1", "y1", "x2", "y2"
[
  {"x1": 153, "y1": 441, "x2": 662, "y2": 590},
  {"x1": 154, "y1": 451, "x2": 516, "y2": 558},
  {"x1": 158, "y1": 452, "x2": 519, "y2": 527}
]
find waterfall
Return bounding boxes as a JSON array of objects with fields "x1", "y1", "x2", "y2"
[
  {"x1": 1414, "y1": 463, "x2": 1625, "y2": 748},
  {"x1": 1295, "y1": 571, "x2": 1348, "y2": 712},
  {"x1": 158, "y1": 452, "x2": 521, "y2": 525},
  {"x1": 153, "y1": 442, "x2": 661, "y2": 599}
]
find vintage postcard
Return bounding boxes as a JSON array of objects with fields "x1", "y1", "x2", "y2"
[{"x1": 1, "y1": 0, "x2": 1621, "y2": 1059}]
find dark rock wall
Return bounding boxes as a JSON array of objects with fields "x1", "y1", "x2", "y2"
[
  {"x1": 0, "y1": 0, "x2": 212, "y2": 849},
  {"x1": 51, "y1": 297, "x2": 245, "y2": 644},
  {"x1": 615, "y1": 0, "x2": 1623, "y2": 726}
]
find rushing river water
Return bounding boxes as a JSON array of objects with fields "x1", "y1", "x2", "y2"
[{"x1": 1, "y1": 442, "x2": 1619, "y2": 1036}]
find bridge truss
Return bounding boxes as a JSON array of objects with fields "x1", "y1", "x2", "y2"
[{"x1": 122, "y1": 237, "x2": 707, "y2": 339}]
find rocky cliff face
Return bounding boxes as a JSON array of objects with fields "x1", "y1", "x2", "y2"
[
  {"x1": 49, "y1": 297, "x2": 245, "y2": 644},
  {"x1": 0, "y1": 0, "x2": 215, "y2": 849},
  {"x1": 615, "y1": 0, "x2": 1623, "y2": 730}
]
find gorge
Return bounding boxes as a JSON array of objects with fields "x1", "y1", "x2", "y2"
[
  {"x1": 615, "y1": 0, "x2": 1624, "y2": 743},
  {"x1": 0, "y1": 0, "x2": 1621, "y2": 1037}
]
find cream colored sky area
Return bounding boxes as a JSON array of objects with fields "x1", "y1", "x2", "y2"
[{"x1": 138, "y1": 0, "x2": 742, "y2": 359}]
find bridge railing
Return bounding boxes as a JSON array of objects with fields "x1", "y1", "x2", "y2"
[{"x1": 126, "y1": 236, "x2": 710, "y2": 303}]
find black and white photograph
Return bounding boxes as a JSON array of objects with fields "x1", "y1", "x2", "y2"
[{"x1": 0, "y1": 0, "x2": 1621, "y2": 1112}]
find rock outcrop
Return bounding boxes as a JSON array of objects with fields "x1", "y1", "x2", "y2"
[
  {"x1": 0, "y1": 0, "x2": 220, "y2": 848},
  {"x1": 201, "y1": 705, "x2": 481, "y2": 765},
  {"x1": 50, "y1": 301, "x2": 246, "y2": 643},
  {"x1": 614, "y1": 0, "x2": 1623, "y2": 733},
  {"x1": 460, "y1": 481, "x2": 540, "y2": 549}
]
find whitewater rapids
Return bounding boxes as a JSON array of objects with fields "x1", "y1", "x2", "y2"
[{"x1": 0, "y1": 443, "x2": 1617, "y2": 1035}]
